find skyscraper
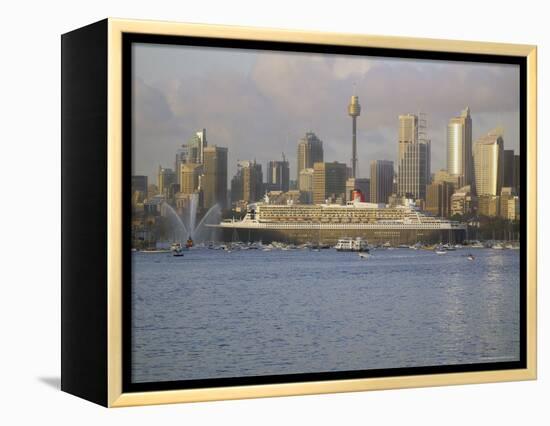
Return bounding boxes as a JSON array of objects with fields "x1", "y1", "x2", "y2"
[
  {"x1": 502, "y1": 149, "x2": 515, "y2": 188},
  {"x1": 188, "y1": 128, "x2": 207, "y2": 164},
  {"x1": 348, "y1": 95, "x2": 361, "y2": 178},
  {"x1": 179, "y1": 163, "x2": 203, "y2": 194},
  {"x1": 313, "y1": 162, "x2": 347, "y2": 204},
  {"x1": 473, "y1": 129, "x2": 504, "y2": 196},
  {"x1": 426, "y1": 181, "x2": 454, "y2": 218},
  {"x1": 370, "y1": 160, "x2": 394, "y2": 204},
  {"x1": 231, "y1": 160, "x2": 263, "y2": 204},
  {"x1": 202, "y1": 146, "x2": 227, "y2": 209},
  {"x1": 447, "y1": 107, "x2": 472, "y2": 186},
  {"x1": 266, "y1": 157, "x2": 290, "y2": 192},
  {"x1": 297, "y1": 132, "x2": 324, "y2": 180},
  {"x1": 397, "y1": 114, "x2": 431, "y2": 200},
  {"x1": 157, "y1": 166, "x2": 176, "y2": 197}
]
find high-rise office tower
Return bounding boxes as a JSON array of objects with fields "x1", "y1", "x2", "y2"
[
  {"x1": 348, "y1": 95, "x2": 361, "y2": 178},
  {"x1": 175, "y1": 145, "x2": 189, "y2": 185},
  {"x1": 313, "y1": 162, "x2": 347, "y2": 204},
  {"x1": 473, "y1": 129, "x2": 504, "y2": 196},
  {"x1": 502, "y1": 149, "x2": 515, "y2": 188},
  {"x1": 447, "y1": 107, "x2": 472, "y2": 186},
  {"x1": 266, "y1": 157, "x2": 290, "y2": 192},
  {"x1": 370, "y1": 160, "x2": 394, "y2": 204},
  {"x1": 231, "y1": 160, "x2": 263, "y2": 204},
  {"x1": 202, "y1": 146, "x2": 227, "y2": 209},
  {"x1": 157, "y1": 166, "x2": 176, "y2": 197},
  {"x1": 297, "y1": 132, "x2": 324, "y2": 180},
  {"x1": 175, "y1": 129, "x2": 207, "y2": 185},
  {"x1": 188, "y1": 128, "x2": 207, "y2": 164},
  {"x1": 426, "y1": 181, "x2": 454, "y2": 218},
  {"x1": 179, "y1": 163, "x2": 203, "y2": 194},
  {"x1": 397, "y1": 114, "x2": 431, "y2": 200}
]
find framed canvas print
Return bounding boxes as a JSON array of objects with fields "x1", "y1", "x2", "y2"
[{"x1": 61, "y1": 18, "x2": 537, "y2": 407}]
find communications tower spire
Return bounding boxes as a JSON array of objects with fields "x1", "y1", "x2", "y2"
[{"x1": 348, "y1": 94, "x2": 361, "y2": 178}]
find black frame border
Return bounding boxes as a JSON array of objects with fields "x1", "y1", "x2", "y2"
[{"x1": 122, "y1": 33, "x2": 528, "y2": 393}]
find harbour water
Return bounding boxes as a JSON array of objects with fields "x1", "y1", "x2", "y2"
[{"x1": 131, "y1": 247, "x2": 520, "y2": 383}]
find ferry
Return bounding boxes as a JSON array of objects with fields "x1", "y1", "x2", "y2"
[{"x1": 334, "y1": 237, "x2": 370, "y2": 252}]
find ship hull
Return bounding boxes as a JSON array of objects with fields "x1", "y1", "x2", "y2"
[{"x1": 211, "y1": 225, "x2": 466, "y2": 245}]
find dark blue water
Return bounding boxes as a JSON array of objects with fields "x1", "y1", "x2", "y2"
[{"x1": 131, "y1": 248, "x2": 520, "y2": 383}]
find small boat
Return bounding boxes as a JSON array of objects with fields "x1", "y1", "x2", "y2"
[
  {"x1": 171, "y1": 243, "x2": 184, "y2": 257},
  {"x1": 467, "y1": 254, "x2": 475, "y2": 261},
  {"x1": 435, "y1": 246, "x2": 447, "y2": 255},
  {"x1": 492, "y1": 243, "x2": 504, "y2": 250},
  {"x1": 358, "y1": 253, "x2": 370, "y2": 260}
]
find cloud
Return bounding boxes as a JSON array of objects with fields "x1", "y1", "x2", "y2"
[{"x1": 131, "y1": 45, "x2": 520, "y2": 184}]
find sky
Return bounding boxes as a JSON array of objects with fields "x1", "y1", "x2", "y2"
[{"x1": 131, "y1": 42, "x2": 520, "y2": 184}]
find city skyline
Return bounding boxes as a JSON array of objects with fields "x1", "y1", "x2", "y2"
[{"x1": 132, "y1": 43, "x2": 520, "y2": 183}]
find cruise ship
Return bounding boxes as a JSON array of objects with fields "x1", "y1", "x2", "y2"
[{"x1": 210, "y1": 199, "x2": 467, "y2": 245}]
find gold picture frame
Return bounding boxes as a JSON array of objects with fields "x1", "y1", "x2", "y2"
[{"x1": 61, "y1": 18, "x2": 537, "y2": 407}]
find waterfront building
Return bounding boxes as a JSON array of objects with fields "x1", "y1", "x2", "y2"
[
  {"x1": 157, "y1": 166, "x2": 176, "y2": 197},
  {"x1": 478, "y1": 194, "x2": 500, "y2": 217},
  {"x1": 450, "y1": 185, "x2": 475, "y2": 217},
  {"x1": 202, "y1": 146, "x2": 228, "y2": 210},
  {"x1": 507, "y1": 196, "x2": 520, "y2": 221},
  {"x1": 447, "y1": 107, "x2": 473, "y2": 186},
  {"x1": 370, "y1": 160, "x2": 394, "y2": 204},
  {"x1": 397, "y1": 114, "x2": 431, "y2": 200},
  {"x1": 297, "y1": 132, "x2": 324, "y2": 180},
  {"x1": 313, "y1": 161, "x2": 347, "y2": 205},
  {"x1": 426, "y1": 181, "x2": 454, "y2": 218},
  {"x1": 348, "y1": 95, "x2": 361, "y2": 178},
  {"x1": 266, "y1": 158, "x2": 290, "y2": 192},
  {"x1": 499, "y1": 187, "x2": 515, "y2": 219},
  {"x1": 473, "y1": 129, "x2": 504, "y2": 196},
  {"x1": 346, "y1": 177, "x2": 370, "y2": 202},
  {"x1": 179, "y1": 163, "x2": 203, "y2": 194}
]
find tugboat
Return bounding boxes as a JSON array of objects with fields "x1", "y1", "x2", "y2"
[
  {"x1": 171, "y1": 242, "x2": 184, "y2": 257},
  {"x1": 185, "y1": 236, "x2": 194, "y2": 249}
]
